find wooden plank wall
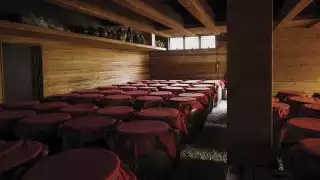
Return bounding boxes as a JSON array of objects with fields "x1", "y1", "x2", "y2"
[
  {"x1": 149, "y1": 42, "x2": 227, "y2": 80},
  {"x1": 0, "y1": 34, "x2": 149, "y2": 100},
  {"x1": 273, "y1": 27, "x2": 320, "y2": 96}
]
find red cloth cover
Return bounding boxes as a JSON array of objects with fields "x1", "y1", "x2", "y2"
[
  {"x1": 60, "y1": 104, "x2": 98, "y2": 117},
  {"x1": 76, "y1": 94, "x2": 104, "y2": 99},
  {"x1": 4, "y1": 101, "x2": 40, "y2": 110},
  {"x1": 201, "y1": 80, "x2": 223, "y2": 89},
  {"x1": 123, "y1": 90, "x2": 147, "y2": 98},
  {"x1": 161, "y1": 81, "x2": 178, "y2": 85},
  {"x1": 62, "y1": 116, "x2": 116, "y2": 149},
  {"x1": 64, "y1": 116, "x2": 116, "y2": 130},
  {"x1": 276, "y1": 90, "x2": 307, "y2": 101},
  {"x1": 144, "y1": 81, "x2": 160, "y2": 84},
  {"x1": 119, "y1": 86, "x2": 138, "y2": 91},
  {"x1": 136, "y1": 108, "x2": 187, "y2": 134},
  {"x1": 140, "y1": 80, "x2": 152, "y2": 83},
  {"x1": 193, "y1": 84, "x2": 214, "y2": 88},
  {"x1": 180, "y1": 80, "x2": 202, "y2": 85},
  {"x1": 114, "y1": 120, "x2": 176, "y2": 165},
  {"x1": 151, "y1": 80, "x2": 167, "y2": 83},
  {"x1": 148, "y1": 84, "x2": 168, "y2": 88},
  {"x1": 32, "y1": 102, "x2": 68, "y2": 112},
  {"x1": 98, "y1": 86, "x2": 118, "y2": 90},
  {"x1": 178, "y1": 93, "x2": 208, "y2": 105},
  {"x1": 100, "y1": 89, "x2": 123, "y2": 95},
  {"x1": 113, "y1": 83, "x2": 129, "y2": 87},
  {"x1": 170, "y1": 84, "x2": 190, "y2": 88},
  {"x1": 137, "y1": 86, "x2": 158, "y2": 92},
  {"x1": 169, "y1": 97, "x2": 204, "y2": 112},
  {"x1": 299, "y1": 103, "x2": 320, "y2": 118},
  {"x1": 283, "y1": 138, "x2": 320, "y2": 180},
  {"x1": 0, "y1": 140, "x2": 43, "y2": 173},
  {"x1": 22, "y1": 149, "x2": 137, "y2": 180},
  {"x1": 135, "y1": 96, "x2": 163, "y2": 109},
  {"x1": 301, "y1": 138, "x2": 320, "y2": 157},
  {"x1": 0, "y1": 110, "x2": 36, "y2": 134},
  {"x1": 129, "y1": 84, "x2": 147, "y2": 87},
  {"x1": 168, "y1": 97, "x2": 204, "y2": 128},
  {"x1": 272, "y1": 97, "x2": 280, "y2": 103},
  {"x1": 53, "y1": 93, "x2": 79, "y2": 98},
  {"x1": 285, "y1": 96, "x2": 318, "y2": 116},
  {"x1": 281, "y1": 117, "x2": 320, "y2": 147},
  {"x1": 20, "y1": 113, "x2": 71, "y2": 124},
  {"x1": 95, "y1": 106, "x2": 135, "y2": 120},
  {"x1": 104, "y1": 95, "x2": 134, "y2": 107},
  {"x1": 149, "y1": 91, "x2": 174, "y2": 100},
  {"x1": 312, "y1": 92, "x2": 320, "y2": 98},
  {"x1": 160, "y1": 87, "x2": 185, "y2": 96},
  {"x1": 272, "y1": 102, "x2": 290, "y2": 129},
  {"x1": 168, "y1": 80, "x2": 182, "y2": 83},
  {"x1": 186, "y1": 87, "x2": 215, "y2": 100},
  {"x1": 71, "y1": 89, "x2": 99, "y2": 94},
  {"x1": 127, "y1": 81, "x2": 139, "y2": 84}
]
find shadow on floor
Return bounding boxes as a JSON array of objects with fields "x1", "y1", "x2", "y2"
[
  {"x1": 170, "y1": 159, "x2": 226, "y2": 180},
  {"x1": 171, "y1": 100, "x2": 228, "y2": 180}
]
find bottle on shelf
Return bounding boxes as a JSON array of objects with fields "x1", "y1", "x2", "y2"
[
  {"x1": 118, "y1": 27, "x2": 127, "y2": 41},
  {"x1": 126, "y1": 27, "x2": 133, "y2": 43},
  {"x1": 98, "y1": 26, "x2": 107, "y2": 37}
]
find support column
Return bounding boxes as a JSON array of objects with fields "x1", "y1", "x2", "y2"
[{"x1": 227, "y1": 0, "x2": 273, "y2": 165}]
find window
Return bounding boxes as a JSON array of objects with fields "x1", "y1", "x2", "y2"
[
  {"x1": 168, "y1": 35, "x2": 216, "y2": 50},
  {"x1": 200, "y1": 35, "x2": 216, "y2": 49},
  {"x1": 185, "y1": 36, "x2": 199, "y2": 49},
  {"x1": 169, "y1": 37, "x2": 183, "y2": 50}
]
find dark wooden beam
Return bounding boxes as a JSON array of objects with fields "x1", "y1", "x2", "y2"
[
  {"x1": 110, "y1": 0, "x2": 194, "y2": 36},
  {"x1": 286, "y1": 18, "x2": 320, "y2": 27},
  {"x1": 46, "y1": 0, "x2": 171, "y2": 37},
  {"x1": 178, "y1": 0, "x2": 219, "y2": 34},
  {"x1": 159, "y1": 26, "x2": 226, "y2": 36},
  {"x1": 274, "y1": 0, "x2": 314, "y2": 29},
  {"x1": 160, "y1": 19, "x2": 318, "y2": 37},
  {"x1": 228, "y1": 0, "x2": 273, "y2": 166}
]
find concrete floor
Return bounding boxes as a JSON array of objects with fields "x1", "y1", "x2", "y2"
[
  {"x1": 171, "y1": 100, "x2": 228, "y2": 180},
  {"x1": 170, "y1": 100, "x2": 293, "y2": 180}
]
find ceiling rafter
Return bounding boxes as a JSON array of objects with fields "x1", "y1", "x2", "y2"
[
  {"x1": 110, "y1": 0, "x2": 194, "y2": 36},
  {"x1": 178, "y1": 0, "x2": 220, "y2": 34},
  {"x1": 46, "y1": 0, "x2": 171, "y2": 37},
  {"x1": 274, "y1": 0, "x2": 314, "y2": 29}
]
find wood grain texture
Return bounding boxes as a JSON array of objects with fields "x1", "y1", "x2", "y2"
[
  {"x1": 0, "y1": 34, "x2": 149, "y2": 98},
  {"x1": 273, "y1": 27, "x2": 320, "y2": 96},
  {"x1": 46, "y1": 0, "x2": 170, "y2": 37},
  {"x1": 110, "y1": 0, "x2": 194, "y2": 36},
  {"x1": 178, "y1": 0, "x2": 219, "y2": 33},
  {"x1": 149, "y1": 45, "x2": 227, "y2": 80},
  {"x1": 274, "y1": 0, "x2": 313, "y2": 29},
  {"x1": 0, "y1": 20, "x2": 166, "y2": 52}
]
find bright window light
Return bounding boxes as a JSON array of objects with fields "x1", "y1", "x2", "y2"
[
  {"x1": 185, "y1": 36, "x2": 199, "y2": 49},
  {"x1": 201, "y1": 35, "x2": 216, "y2": 49},
  {"x1": 169, "y1": 37, "x2": 184, "y2": 50}
]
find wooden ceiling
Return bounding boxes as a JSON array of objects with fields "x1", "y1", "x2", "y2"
[{"x1": 44, "y1": 0, "x2": 320, "y2": 37}]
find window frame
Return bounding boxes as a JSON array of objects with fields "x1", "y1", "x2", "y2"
[
  {"x1": 168, "y1": 35, "x2": 216, "y2": 51},
  {"x1": 200, "y1": 35, "x2": 216, "y2": 49},
  {"x1": 184, "y1": 36, "x2": 200, "y2": 50},
  {"x1": 168, "y1": 37, "x2": 184, "y2": 50}
]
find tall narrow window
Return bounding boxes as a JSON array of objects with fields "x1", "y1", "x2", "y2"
[
  {"x1": 200, "y1": 35, "x2": 216, "y2": 49},
  {"x1": 169, "y1": 37, "x2": 183, "y2": 50},
  {"x1": 185, "y1": 36, "x2": 199, "y2": 49}
]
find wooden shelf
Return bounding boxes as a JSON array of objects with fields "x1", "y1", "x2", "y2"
[{"x1": 0, "y1": 20, "x2": 167, "y2": 52}]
